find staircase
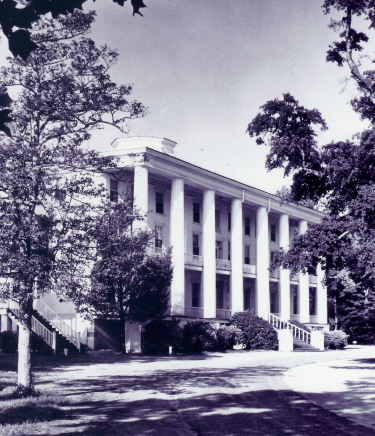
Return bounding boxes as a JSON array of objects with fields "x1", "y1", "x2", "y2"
[
  {"x1": 5, "y1": 299, "x2": 81, "y2": 354},
  {"x1": 268, "y1": 313, "x2": 321, "y2": 351}
]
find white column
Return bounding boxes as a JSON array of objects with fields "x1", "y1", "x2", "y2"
[
  {"x1": 202, "y1": 189, "x2": 216, "y2": 318},
  {"x1": 230, "y1": 198, "x2": 243, "y2": 313},
  {"x1": 256, "y1": 206, "x2": 270, "y2": 319},
  {"x1": 279, "y1": 214, "x2": 290, "y2": 321},
  {"x1": 317, "y1": 263, "x2": 327, "y2": 325},
  {"x1": 298, "y1": 220, "x2": 310, "y2": 323},
  {"x1": 133, "y1": 165, "x2": 149, "y2": 231},
  {"x1": 170, "y1": 178, "x2": 185, "y2": 315}
]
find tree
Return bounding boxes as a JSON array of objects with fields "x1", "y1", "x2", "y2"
[
  {"x1": 0, "y1": 0, "x2": 147, "y2": 136},
  {"x1": 246, "y1": 1, "x2": 375, "y2": 336},
  {"x1": 77, "y1": 201, "x2": 173, "y2": 353},
  {"x1": 0, "y1": 11, "x2": 146, "y2": 391}
]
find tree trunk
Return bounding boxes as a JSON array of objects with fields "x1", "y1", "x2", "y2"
[{"x1": 17, "y1": 296, "x2": 33, "y2": 389}]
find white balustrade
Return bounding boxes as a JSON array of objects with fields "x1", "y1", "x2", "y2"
[
  {"x1": 216, "y1": 259, "x2": 231, "y2": 271},
  {"x1": 34, "y1": 299, "x2": 80, "y2": 349},
  {"x1": 268, "y1": 313, "x2": 311, "y2": 344},
  {"x1": 184, "y1": 253, "x2": 203, "y2": 267}
]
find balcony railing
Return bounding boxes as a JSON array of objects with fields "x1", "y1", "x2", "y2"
[
  {"x1": 147, "y1": 246, "x2": 168, "y2": 256},
  {"x1": 243, "y1": 264, "x2": 256, "y2": 275},
  {"x1": 185, "y1": 307, "x2": 204, "y2": 317},
  {"x1": 216, "y1": 259, "x2": 231, "y2": 271},
  {"x1": 184, "y1": 253, "x2": 203, "y2": 267},
  {"x1": 216, "y1": 309, "x2": 232, "y2": 320},
  {"x1": 269, "y1": 268, "x2": 279, "y2": 278},
  {"x1": 309, "y1": 275, "x2": 317, "y2": 284}
]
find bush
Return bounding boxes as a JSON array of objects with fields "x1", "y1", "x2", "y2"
[
  {"x1": 182, "y1": 320, "x2": 217, "y2": 353},
  {"x1": 0, "y1": 331, "x2": 18, "y2": 354},
  {"x1": 213, "y1": 324, "x2": 242, "y2": 351},
  {"x1": 230, "y1": 311, "x2": 278, "y2": 350},
  {"x1": 142, "y1": 319, "x2": 183, "y2": 354},
  {"x1": 324, "y1": 330, "x2": 349, "y2": 349}
]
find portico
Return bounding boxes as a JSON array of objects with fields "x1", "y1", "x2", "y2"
[{"x1": 112, "y1": 136, "x2": 328, "y2": 328}]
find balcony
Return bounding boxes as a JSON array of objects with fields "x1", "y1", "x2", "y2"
[
  {"x1": 216, "y1": 259, "x2": 231, "y2": 271},
  {"x1": 309, "y1": 275, "x2": 317, "y2": 284},
  {"x1": 216, "y1": 309, "x2": 232, "y2": 320},
  {"x1": 243, "y1": 264, "x2": 256, "y2": 275},
  {"x1": 147, "y1": 246, "x2": 168, "y2": 256},
  {"x1": 184, "y1": 253, "x2": 203, "y2": 268},
  {"x1": 185, "y1": 307, "x2": 204, "y2": 317},
  {"x1": 269, "y1": 268, "x2": 279, "y2": 279}
]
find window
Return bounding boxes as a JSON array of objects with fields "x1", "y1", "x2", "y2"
[
  {"x1": 228, "y1": 212, "x2": 231, "y2": 231},
  {"x1": 244, "y1": 245, "x2": 250, "y2": 265},
  {"x1": 270, "y1": 224, "x2": 276, "y2": 242},
  {"x1": 193, "y1": 202, "x2": 200, "y2": 223},
  {"x1": 155, "y1": 192, "x2": 164, "y2": 214},
  {"x1": 309, "y1": 287, "x2": 317, "y2": 315},
  {"x1": 244, "y1": 217, "x2": 250, "y2": 236},
  {"x1": 193, "y1": 234, "x2": 200, "y2": 256},
  {"x1": 110, "y1": 179, "x2": 118, "y2": 203},
  {"x1": 227, "y1": 241, "x2": 231, "y2": 261},
  {"x1": 155, "y1": 226, "x2": 163, "y2": 250},
  {"x1": 270, "y1": 251, "x2": 276, "y2": 264},
  {"x1": 215, "y1": 209, "x2": 221, "y2": 233},
  {"x1": 270, "y1": 281, "x2": 279, "y2": 313},
  {"x1": 291, "y1": 284, "x2": 299, "y2": 315},
  {"x1": 216, "y1": 281, "x2": 224, "y2": 309},
  {"x1": 216, "y1": 241, "x2": 223, "y2": 259},
  {"x1": 192, "y1": 283, "x2": 200, "y2": 307}
]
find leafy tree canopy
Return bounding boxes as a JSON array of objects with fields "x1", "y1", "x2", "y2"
[
  {"x1": 76, "y1": 200, "x2": 173, "y2": 353},
  {"x1": 0, "y1": 0, "x2": 147, "y2": 135},
  {"x1": 247, "y1": 1, "x2": 375, "y2": 335},
  {"x1": 0, "y1": 10, "x2": 146, "y2": 387}
]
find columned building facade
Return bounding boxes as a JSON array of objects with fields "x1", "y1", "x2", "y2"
[{"x1": 112, "y1": 137, "x2": 328, "y2": 328}]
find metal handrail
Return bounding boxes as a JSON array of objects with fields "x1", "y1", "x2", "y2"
[
  {"x1": 34, "y1": 299, "x2": 80, "y2": 349},
  {"x1": 268, "y1": 313, "x2": 311, "y2": 344}
]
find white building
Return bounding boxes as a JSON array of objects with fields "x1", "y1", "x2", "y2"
[
  {"x1": 0, "y1": 136, "x2": 328, "y2": 352},
  {"x1": 110, "y1": 137, "x2": 328, "y2": 350}
]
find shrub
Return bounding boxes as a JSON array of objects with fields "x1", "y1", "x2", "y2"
[
  {"x1": 0, "y1": 331, "x2": 18, "y2": 354},
  {"x1": 142, "y1": 319, "x2": 183, "y2": 354},
  {"x1": 230, "y1": 311, "x2": 278, "y2": 350},
  {"x1": 324, "y1": 330, "x2": 349, "y2": 349},
  {"x1": 212, "y1": 324, "x2": 242, "y2": 351},
  {"x1": 182, "y1": 320, "x2": 217, "y2": 353}
]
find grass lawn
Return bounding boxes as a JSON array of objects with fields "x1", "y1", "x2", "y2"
[{"x1": 0, "y1": 356, "x2": 66, "y2": 436}]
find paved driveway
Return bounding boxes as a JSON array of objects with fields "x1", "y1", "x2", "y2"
[{"x1": 21, "y1": 346, "x2": 375, "y2": 435}]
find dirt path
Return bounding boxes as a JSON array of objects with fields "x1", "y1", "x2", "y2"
[{"x1": 12, "y1": 347, "x2": 370, "y2": 435}]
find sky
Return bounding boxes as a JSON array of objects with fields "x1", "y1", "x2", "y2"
[{"x1": 24, "y1": 1, "x2": 375, "y2": 193}]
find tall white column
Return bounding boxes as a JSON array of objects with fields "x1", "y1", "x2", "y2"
[
  {"x1": 279, "y1": 214, "x2": 290, "y2": 321},
  {"x1": 133, "y1": 165, "x2": 149, "y2": 231},
  {"x1": 170, "y1": 179, "x2": 185, "y2": 315},
  {"x1": 256, "y1": 206, "x2": 270, "y2": 319},
  {"x1": 299, "y1": 219, "x2": 310, "y2": 323},
  {"x1": 202, "y1": 189, "x2": 216, "y2": 318},
  {"x1": 317, "y1": 263, "x2": 327, "y2": 325},
  {"x1": 230, "y1": 198, "x2": 243, "y2": 313}
]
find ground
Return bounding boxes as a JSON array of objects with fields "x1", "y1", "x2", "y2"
[{"x1": 1, "y1": 346, "x2": 375, "y2": 435}]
